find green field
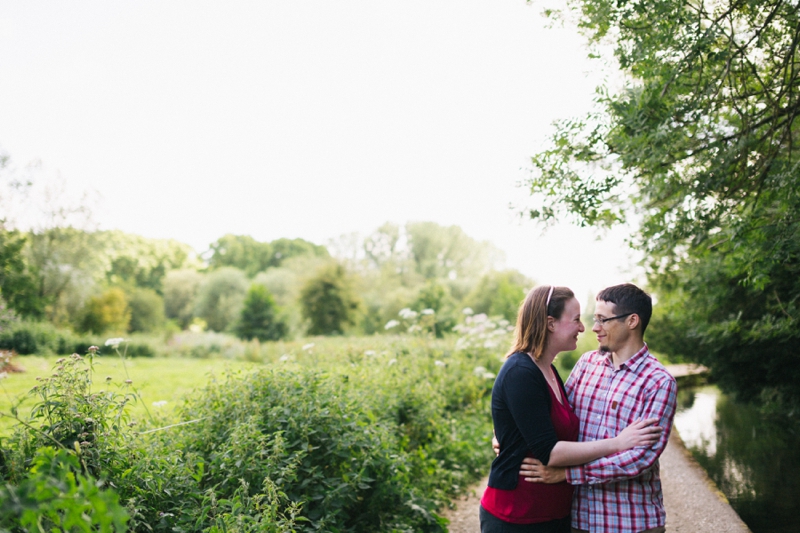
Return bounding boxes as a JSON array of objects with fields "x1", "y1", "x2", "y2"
[{"x1": 0, "y1": 355, "x2": 259, "y2": 434}]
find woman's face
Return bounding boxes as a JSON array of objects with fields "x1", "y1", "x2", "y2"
[{"x1": 549, "y1": 297, "x2": 585, "y2": 353}]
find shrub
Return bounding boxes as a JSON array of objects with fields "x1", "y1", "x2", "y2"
[
  {"x1": 234, "y1": 284, "x2": 287, "y2": 341},
  {"x1": 0, "y1": 447, "x2": 128, "y2": 532},
  {"x1": 465, "y1": 270, "x2": 531, "y2": 323},
  {"x1": 194, "y1": 267, "x2": 249, "y2": 332},
  {"x1": 79, "y1": 288, "x2": 131, "y2": 335},
  {"x1": 300, "y1": 263, "x2": 360, "y2": 335},
  {"x1": 0, "y1": 320, "x2": 95, "y2": 355},
  {"x1": 2, "y1": 336, "x2": 500, "y2": 532},
  {"x1": 127, "y1": 288, "x2": 166, "y2": 333},
  {"x1": 163, "y1": 269, "x2": 204, "y2": 329}
]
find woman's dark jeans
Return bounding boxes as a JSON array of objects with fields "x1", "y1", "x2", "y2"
[{"x1": 480, "y1": 505, "x2": 571, "y2": 533}]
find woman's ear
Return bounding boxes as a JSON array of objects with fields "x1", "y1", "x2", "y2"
[{"x1": 546, "y1": 316, "x2": 556, "y2": 332}]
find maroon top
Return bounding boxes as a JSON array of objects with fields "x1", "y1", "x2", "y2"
[{"x1": 480, "y1": 377, "x2": 580, "y2": 524}]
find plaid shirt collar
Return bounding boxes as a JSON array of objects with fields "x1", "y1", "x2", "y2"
[{"x1": 598, "y1": 342, "x2": 650, "y2": 372}]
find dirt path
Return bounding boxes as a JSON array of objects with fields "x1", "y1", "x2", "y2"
[{"x1": 440, "y1": 429, "x2": 750, "y2": 532}]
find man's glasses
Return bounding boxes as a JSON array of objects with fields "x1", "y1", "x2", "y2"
[{"x1": 592, "y1": 313, "x2": 634, "y2": 326}]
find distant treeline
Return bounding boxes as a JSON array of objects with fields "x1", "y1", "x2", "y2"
[{"x1": 0, "y1": 221, "x2": 532, "y2": 344}]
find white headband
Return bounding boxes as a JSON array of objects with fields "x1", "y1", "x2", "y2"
[{"x1": 546, "y1": 285, "x2": 554, "y2": 308}]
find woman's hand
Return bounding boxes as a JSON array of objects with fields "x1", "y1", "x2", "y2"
[
  {"x1": 492, "y1": 434, "x2": 500, "y2": 456},
  {"x1": 615, "y1": 418, "x2": 662, "y2": 451},
  {"x1": 519, "y1": 457, "x2": 566, "y2": 484}
]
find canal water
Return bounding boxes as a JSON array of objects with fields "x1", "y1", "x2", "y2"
[{"x1": 674, "y1": 384, "x2": 800, "y2": 533}]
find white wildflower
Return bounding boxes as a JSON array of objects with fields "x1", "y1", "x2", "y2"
[
  {"x1": 302, "y1": 343, "x2": 315, "y2": 351},
  {"x1": 473, "y1": 366, "x2": 487, "y2": 376},
  {"x1": 462, "y1": 307, "x2": 474, "y2": 315},
  {"x1": 483, "y1": 372, "x2": 497, "y2": 380},
  {"x1": 421, "y1": 308, "x2": 435, "y2": 315},
  {"x1": 104, "y1": 337, "x2": 125, "y2": 348},
  {"x1": 388, "y1": 358, "x2": 397, "y2": 366},
  {"x1": 434, "y1": 360, "x2": 446, "y2": 367},
  {"x1": 398, "y1": 308, "x2": 417, "y2": 320},
  {"x1": 364, "y1": 350, "x2": 376, "y2": 356},
  {"x1": 279, "y1": 354, "x2": 291, "y2": 362},
  {"x1": 384, "y1": 320, "x2": 400, "y2": 330},
  {"x1": 152, "y1": 401, "x2": 168, "y2": 408}
]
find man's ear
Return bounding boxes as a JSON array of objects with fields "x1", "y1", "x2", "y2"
[{"x1": 627, "y1": 313, "x2": 641, "y2": 331}]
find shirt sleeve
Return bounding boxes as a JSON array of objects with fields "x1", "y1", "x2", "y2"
[
  {"x1": 565, "y1": 375, "x2": 678, "y2": 485},
  {"x1": 503, "y1": 365, "x2": 560, "y2": 465}
]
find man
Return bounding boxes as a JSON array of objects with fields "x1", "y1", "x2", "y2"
[{"x1": 507, "y1": 283, "x2": 677, "y2": 533}]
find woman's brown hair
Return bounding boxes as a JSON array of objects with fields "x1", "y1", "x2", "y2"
[{"x1": 506, "y1": 285, "x2": 575, "y2": 360}]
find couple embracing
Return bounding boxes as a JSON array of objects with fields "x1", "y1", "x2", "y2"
[{"x1": 481, "y1": 283, "x2": 677, "y2": 533}]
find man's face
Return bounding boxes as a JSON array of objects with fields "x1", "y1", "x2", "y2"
[{"x1": 592, "y1": 300, "x2": 630, "y2": 353}]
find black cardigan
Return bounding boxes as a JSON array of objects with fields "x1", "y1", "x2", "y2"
[{"x1": 487, "y1": 351, "x2": 563, "y2": 490}]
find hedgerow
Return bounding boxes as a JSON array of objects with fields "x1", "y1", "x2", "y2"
[{"x1": 0, "y1": 333, "x2": 504, "y2": 532}]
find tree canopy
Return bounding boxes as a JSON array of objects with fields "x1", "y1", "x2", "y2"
[
  {"x1": 524, "y1": 0, "x2": 800, "y2": 409},
  {"x1": 208, "y1": 234, "x2": 328, "y2": 277}
]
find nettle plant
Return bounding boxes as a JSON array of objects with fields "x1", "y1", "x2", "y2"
[{"x1": 1, "y1": 341, "x2": 139, "y2": 530}]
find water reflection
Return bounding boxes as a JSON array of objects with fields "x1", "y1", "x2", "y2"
[{"x1": 674, "y1": 385, "x2": 800, "y2": 533}]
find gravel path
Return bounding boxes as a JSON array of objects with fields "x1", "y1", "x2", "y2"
[{"x1": 441, "y1": 427, "x2": 751, "y2": 532}]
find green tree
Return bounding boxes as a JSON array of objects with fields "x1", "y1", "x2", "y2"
[
  {"x1": 163, "y1": 269, "x2": 204, "y2": 329},
  {"x1": 522, "y1": 0, "x2": 800, "y2": 409},
  {"x1": 194, "y1": 267, "x2": 249, "y2": 332},
  {"x1": 127, "y1": 287, "x2": 165, "y2": 333},
  {"x1": 208, "y1": 235, "x2": 275, "y2": 277},
  {"x1": 26, "y1": 227, "x2": 104, "y2": 326},
  {"x1": 234, "y1": 284, "x2": 287, "y2": 341},
  {"x1": 270, "y1": 237, "x2": 329, "y2": 267},
  {"x1": 465, "y1": 270, "x2": 531, "y2": 322},
  {"x1": 78, "y1": 287, "x2": 130, "y2": 334},
  {"x1": 100, "y1": 231, "x2": 199, "y2": 293},
  {"x1": 406, "y1": 222, "x2": 502, "y2": 280},
  {"x1": 300, "y1": 263, "x2": 361, "y2": 335},
  {"x1": 0, "y1": 227, "x2": 44, "y2": 318},
  {"x1": 411, "y1": 280, "x2": 457, "y2": 337},
  {"x1": 208, "y1": 235, "x2": 329, "y2": 277}
]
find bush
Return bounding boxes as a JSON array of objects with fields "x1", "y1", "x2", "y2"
[
  {"x1": 300, "y1": 263, "x2": 361, "y2": 335},
  {"x1": 2, "y1": 335, "x2": 502, "y2": 532},
  {"x1": 234, "y1": 284, "x2": 287, "y2": 341},
  {"x1": 79, "y1": 288, "x2": 131, "y2": 335},
  {"x1": 163, "y1": 269, "x2": 204, "y2": 329},
  {"x1": 194, "y1": 267, "x2": 249, "y2": 332},
  {"x1": 126, "y1": 288, "x2": 166, "y2": 333},
  {"x1": 0, "y1": 447, "x2": 128, "y2": 532},
  {"x1": 0, "y1": 320, "x2": 94, "y2": 355}
]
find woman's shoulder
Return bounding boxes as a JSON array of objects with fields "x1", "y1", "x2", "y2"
[{"x1": 499, "y1": 352, "x2": 544, "y2": 379}]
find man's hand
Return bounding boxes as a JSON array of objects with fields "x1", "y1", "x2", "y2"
[{"x1": 519, "y1": 457, "x2": 566, "y2": 484}]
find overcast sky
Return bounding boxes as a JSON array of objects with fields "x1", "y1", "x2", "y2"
[{"x1": 0, "y1": 0, "x2": 641, "y2": 300}]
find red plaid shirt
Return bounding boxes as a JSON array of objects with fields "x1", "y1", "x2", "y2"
[{"x1": 564, "y1": 344, "x2": 677, "y2": 533}]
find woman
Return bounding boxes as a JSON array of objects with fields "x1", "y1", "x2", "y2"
[{"x1": 479, "y1": 285, "x2": 660, "y2": 532}]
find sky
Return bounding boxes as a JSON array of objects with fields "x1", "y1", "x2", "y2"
[{"x1": 0, "y1": 0, "x2": 642, "y2": 300}]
